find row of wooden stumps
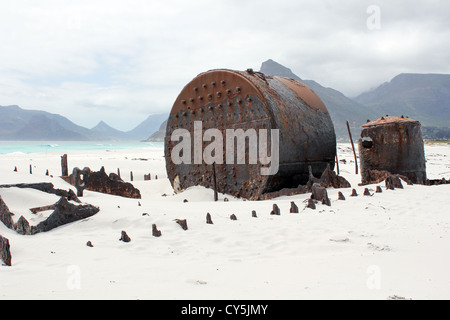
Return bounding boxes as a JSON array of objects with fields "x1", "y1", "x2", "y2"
[
  {"x1": 17, "y1": 154, "x2": 159, "y2": 182},
  {"x1": 88, "y1": 179, "x2": 397, "y2": 247},
  {"x1": 13, "y1": 165, "x2": 54, "y2": 177}
]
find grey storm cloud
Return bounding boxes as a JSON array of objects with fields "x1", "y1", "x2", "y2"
[{"x1": 0, "y1": 0, "x2": 449, "y2": 130}]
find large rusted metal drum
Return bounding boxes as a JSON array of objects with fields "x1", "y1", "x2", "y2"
[
  {"x1": 358, "y1": 116, "x2": 427, "y2": 185},
  {"x1": 165, "y1": 69, "x2": 336, "y2": 200}
]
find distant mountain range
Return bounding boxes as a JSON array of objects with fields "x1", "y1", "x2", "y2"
[
  {"x1": 259, "y1": 59, "x2": 379, "y2": 138},
  {"x1": 2, "y1": 61, "x2": 449, "y2": 141},
  {"x1": 354, "y1": 73, "x2": 450, "y2": 128},
  {"x1": 0, "y1": 105, "x2": 168, "y2": 141}
]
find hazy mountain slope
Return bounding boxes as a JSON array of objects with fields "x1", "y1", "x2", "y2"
[
  {"x1": 354, "y1": 73, "x2": 450, "y2": 127},
  {"x1": 91, "y1": 121, "x2": 131, "y2": 140},
  {"x1": 126, "y1": 113, "x2": 169, "y2": 141},
  {"x1": 259, "y1": 59, "x2": 377, "y2": 138},
  {"x1": 6, "y1": 114, "x2": 88, "y2": 141},
  {"x1": 145, "y1": 119, "x2": 167, "y2": 142},
  {"x1": 0, "y1": 105, "x2": 96, "y2": 140}
]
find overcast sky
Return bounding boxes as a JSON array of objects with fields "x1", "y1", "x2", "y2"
[{"x1": 1, "y1": 0, "x2": 449, "y2": 131}]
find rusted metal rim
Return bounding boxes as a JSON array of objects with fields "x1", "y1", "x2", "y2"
[{"x1": 362, "y1": 116, "x2": 419, "y2": 128}]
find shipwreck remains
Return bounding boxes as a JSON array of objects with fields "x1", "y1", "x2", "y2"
[
  {"x1": 165, "y1": 69, "x2": 337, "y2": 200},
  {"x1": 358, "y1": 116, "x2": 427, "y2": 185},
  {"x1": 65, "y1": 166, "x2": 141, "y2": 199}
]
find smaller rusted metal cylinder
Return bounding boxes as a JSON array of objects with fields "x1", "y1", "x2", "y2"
[{"x1": 358, "y1": 116, "x2": 427, "y2": 184}]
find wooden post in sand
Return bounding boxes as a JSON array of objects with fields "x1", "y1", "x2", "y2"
[
  {"x1": 212, "y1": 163, "x2": 218, "y2": 202},
  {"x1": 335, "y1": 154, "x2": 340, "y2": 175},
  {"x1": 61, "y1": 154, "x2": 68, "y2": 177},
  {"x1": 346, "y1": 121, "x2": 359, "y2": 175},
  {"x1": 130, "y1": 171, "x2": 133, "y2": 182}
]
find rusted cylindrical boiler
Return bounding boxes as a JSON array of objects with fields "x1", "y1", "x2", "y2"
[
  {"x1": 165, "y1": 69, "x2": 336, "y2": 200},
  {"x1": 358, "y1": 116, "x2": 427, "y2": 185}
]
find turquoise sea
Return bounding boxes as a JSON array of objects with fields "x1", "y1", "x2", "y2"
[{"x1": 0, "y1": 141, "x2": 164, "y2": 155}]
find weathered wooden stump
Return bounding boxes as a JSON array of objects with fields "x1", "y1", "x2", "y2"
[
  {"x1": 86, "y1": 241, "x2": 94, "y2": 247},
  {"x1": 338, "y1": 191, "x2": 346, "y2": 200},
  {"x1": 230, "y1": 214, "x2": 237, "y2": 221},
  {"x1": 311, "y1": 183, "x2": 331, "y2": 206},
  {"x1": 270, "y1": 204, "x2": 280, "y2": 215},
  {"x1": 385, "y1": 175, "x2": 404, "y2": 190},
  {"x1": 363, "y1": 188, "x2": 372, "y2": 196},
  {"x1": 175, "y1": 219, "x2": 188, "y2": 230},
  {"x1": 15, "y1": 216, "x2": 31, "y2": 235},
  {"x1": 0, "y1": 235, "x2": 12, "y2": 266},
  {"x1": 376, "y1": 186, "x2": 383, "y2": 193},
  {"x1": 152, "y1": 224, "x2": 162, "y2": 237},
  {"x1": 252, "y1": 210, "x2": 257, "y2": 218},
  {"x1": 119, "y1": 231, "x2": 131, "y2": 243},
  {"x1": 206, "y1": 213, "x2": 213, "y2": 224},
  {"x1": 290, "y1": 201, "x2": 299, "y2": 213},
  {"x1": 72, "y1": 167, "x2": 91, "y2": 197},
  {"x1": 61, "y1": 154, "x2": 68, "y2": 177},
  {"x1": 307, "y1": 198, "x2": 316, "y2": 210},
  {"x1": 350, "y1": 189, "x2": 358, "y2": 197}
]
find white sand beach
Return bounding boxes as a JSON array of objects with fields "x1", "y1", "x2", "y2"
[{"x1": 0, "y1": 142, "x2": 449, "y2": 300}]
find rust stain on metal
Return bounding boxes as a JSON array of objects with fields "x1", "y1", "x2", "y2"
[
  {"x1": 362, "y1": 116, "x2": 417, "y2": 128},
  {"x1": 274, "y1": 77, "x2": 328, "y2": 113},
  {"x1": 165, "y1": 69, "x2": 337, "y2": 200}
]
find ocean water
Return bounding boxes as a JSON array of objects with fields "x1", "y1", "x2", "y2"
[{"x1": 0, "y1": 141, "x2": 164, "y2": 155}]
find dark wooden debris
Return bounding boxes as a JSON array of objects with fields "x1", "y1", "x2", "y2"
[
  {"x1": 290, "y1": 201, "x2": 299, "y2": 213},
  {"x1": 338, "y1": 191, "x2": 346, "y2": 200},
  {"x1": 311, "y1": 183, "x2": 331, "y2": 206},
  {"x1": 206, "y1": 213, "x2": 213, "y2": 224},
  {"x1": 363, "y1": 188, "x2": 372, "y2": 196},
  {"x1": 61, "y1": 154, "x2": 68, "y2": 177},
  {"x1": 252, "y1": 210, "x2": 257, "y2": 218},
  {"x1": 0, "y1": 235, "x2": 12, "y2": 266},
  {"x1": 0, "y1": 182, "x2": 81, "y2": 203},
  {"x1": 15, "y1": 216, "x2": 31, "y2": 235},
  {"x1": 67, "y1": 166, "x2": 141, "y2": 199},
  {"x1": 307, "y1": 198, "x2": 316, "y2": 210},
  {"x1": 152, "y1": 224, "x2": 162, "y2": 237},
  {"x1": 385, "y1": 175, "x2": 404, "y2": 190},
  {"x1": 230, "y1": 214, "x2": 237, "y2": 221},
  {"x1": 86, "y1": 241, "x2": 94, "y2": 247},
  {"x1": 30, "y1": 197, "x2": 99, "y2": 234},
  {"x1": 30, "y1": 204, "x2": 57, "y2": 214},
  {"x1": 350, "y1": 189, "x2": 358, "y2": 197},
  {"x1": 119, "y1": 231, "x2": 131, "y2": 243},
  {"x1": 0, "y1": 195, "x2": 14, "y2": 229},
  {"x1": 175, "y1": 219, "x2": 188, "y2": 230},
  {"x1": 260, "y1": 164, "x2": 350, "y2": 200},
  {"x1": 376, "y1": 186, "x2": 383, "y2": 193},
  {"x1": 270, "y1": 204, "x2": 280, "y2": 215}
]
